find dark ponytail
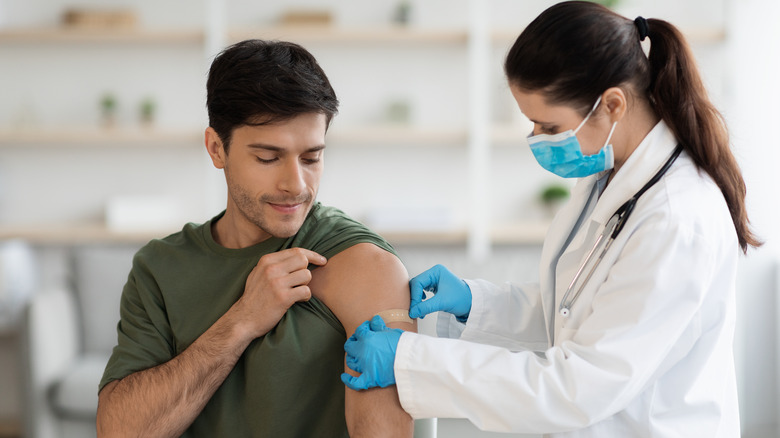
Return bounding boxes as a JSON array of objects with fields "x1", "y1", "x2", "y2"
[
  {"x1": 644, "y1": 19, "x2": 760, "y2": 252},
  {"x1": 505, "y1": 1, "x2": 760, "y2": 253}
]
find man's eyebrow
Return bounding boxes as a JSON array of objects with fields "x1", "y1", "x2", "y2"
[{"x1": 246, "y1": 144, "x2": 326, "y2": 153}]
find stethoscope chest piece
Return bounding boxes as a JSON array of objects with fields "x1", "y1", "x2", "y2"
[{"x1": 559, "y1": 307, "x2": 571, "y2": 318}]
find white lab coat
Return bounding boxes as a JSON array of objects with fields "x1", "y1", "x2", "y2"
[{"x1": 395, "y1": 121, "x2": 741, "y2": 437}]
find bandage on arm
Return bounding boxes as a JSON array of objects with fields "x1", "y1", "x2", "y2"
[{"x1": 375, "y1": 309, "x2": 414, "y2": 325}]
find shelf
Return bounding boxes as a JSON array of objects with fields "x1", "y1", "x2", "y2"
[
  {"x1": 0, "y1": 27, "x2": 204, "y2": 44},
  {"x1": 679, "y1": 26, "x2": 728, "y2": 44},
  {"x1": 379, "y1": 229, "x2": 469, "y2": 246},
  {"x1": 0, "y1": 24, "x2": 725, "y2": 46},
  {"x1": 492, "y1": 26, "x2": 727, "y2": 46},
  {"x1": 0, "y1": 224, "x2": 179, "y2": 245},
  {"x1": 0, "y1": 127, "x2": 202, "y2": 146},
  {"x1": 229, "y1": 26, "x2": 468, "y2": 45},
  {"x1": 0, "y1": 25, "x2": 467, "y2": 45},
  {"x1": 380, "y1": 220, "x2": 549, "y2": 246},
  {"x1": 0, "y1": 125, "x2": 466, "y2": 148},
  {"x1": 328, "y1": 125, "x2": 467, "y2": 146},
  {"x1": 491, "y1": 220, "x2": 550, "y2": 245},
  {"x1": 0, "y1": 221, "x2": 548, "y2": 246}
]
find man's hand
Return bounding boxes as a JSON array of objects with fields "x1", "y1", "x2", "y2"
[{"x1": 235, "y1": 248, "x2": 327, "y2": 338}]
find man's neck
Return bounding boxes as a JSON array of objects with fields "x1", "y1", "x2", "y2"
[{"x1": 211, "y1": 208, "x2": 273, "y2": 249}]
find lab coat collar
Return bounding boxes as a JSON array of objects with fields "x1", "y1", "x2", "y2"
[{"x1": 589, "y1": 121, "x2": 679, "y2": 225}]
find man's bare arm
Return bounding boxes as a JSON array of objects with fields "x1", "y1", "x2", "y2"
[
  {"x1": 97, "y1": 248, "x2": 325, "y2": 437},
  {"x1": 309, "y1": 243, "x2": 415, "y2": 438}
]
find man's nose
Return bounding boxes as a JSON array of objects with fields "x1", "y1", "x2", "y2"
[{"x1": 278, "y1": 160, "x2": 306, "y2": 195}]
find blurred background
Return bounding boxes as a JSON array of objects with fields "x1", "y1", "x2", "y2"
[{"x1": 0, "y1": 0, "x2": 777, "y2": 437}]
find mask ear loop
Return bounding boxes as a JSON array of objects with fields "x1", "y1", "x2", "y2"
[
  {"x1": 603, "y1": 121, "x2": 618, "y2": 148},
  {"x1": 576, "y1": 95, "x2": 619, "y2": 150},
  {"x1": 573, "y1": 96, "x2": 603, "y2": 134}
]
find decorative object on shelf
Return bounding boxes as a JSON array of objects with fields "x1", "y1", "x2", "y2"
[
  {"x1": 62, "y1": 8, "x2": 138, "y2": 29},
  {"x1": 539, "y1": 183, "x2": 570, "y2": 217},
  {"x1": 393, "y1": 1, "x2": 412, "y2": 26},
  {"x1": 279, "y1": 10, "x2": 333, "y2": 27},
  {"x1": 105, "y1": 195, "x2": 184, "y2": 232},
  {"x1": 385, "y1": 99, "x2": 412, "y2": 124},
  {"x1": 139, "y1": 96, "x2": 156, "y2": 127},
  {"x1": 99, "y1": 92, "x2": 118, "y2": 128}
]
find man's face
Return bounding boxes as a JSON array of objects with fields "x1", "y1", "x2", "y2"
[{"x1": 218, "y1": 113, "x2": 326, "y2": 240}]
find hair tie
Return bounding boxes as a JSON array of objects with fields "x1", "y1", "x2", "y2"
[{"x1": 634, "y1": 16, "x2": 649, "y2": 41}]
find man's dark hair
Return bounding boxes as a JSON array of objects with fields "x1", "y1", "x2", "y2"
[{"x1": 206, "y1": 39, "x2": 339, "y2": 151}]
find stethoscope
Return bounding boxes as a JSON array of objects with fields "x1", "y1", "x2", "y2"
[{"x1": 558, "y1": 144, "x2": 683, "y2": 318}]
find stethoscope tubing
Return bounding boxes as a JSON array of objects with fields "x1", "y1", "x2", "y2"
[{"x1": 558, "y1": 144, "x2": 684, "y2": 318}]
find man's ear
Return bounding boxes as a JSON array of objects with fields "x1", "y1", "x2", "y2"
[{"x1": 205, "y1": 127, "x2": 226, "y2": 169}]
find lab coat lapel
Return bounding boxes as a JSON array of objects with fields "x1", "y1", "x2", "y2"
[{"x1": 538, "y1": 175, "x2": 598, "y2": 346}]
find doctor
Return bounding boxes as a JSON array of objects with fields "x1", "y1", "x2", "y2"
[{"x1": 342, "y1": 2, "x2": 761, "y2": 436}]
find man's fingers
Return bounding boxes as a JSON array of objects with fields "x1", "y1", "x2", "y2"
[
  {"x1": 285, "y1": 268, "x2": 313, "y2": 288},
  {"x1": 290, "y1": 285, "x2": 312, "y2": 303},
  {"x1": 279, "y1": 247, "x2": 327, "y2": 267},
  {"x1": 258, "y1": 248, "x2": 327, "y2": 273}
]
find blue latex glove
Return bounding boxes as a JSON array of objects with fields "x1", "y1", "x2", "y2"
[
  {"x1": 341, "y1": 315, "x2": 403, "y2": 391},
  {"x1": 409, "y1": 264, "x2": 472, "y2": 322}
]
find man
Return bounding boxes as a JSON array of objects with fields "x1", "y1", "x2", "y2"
[{"x1": 96, "y1": 39, "x2": 415, "y2": 437}]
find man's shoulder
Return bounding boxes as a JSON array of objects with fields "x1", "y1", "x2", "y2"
[
  {"x1": 294, "y1": 203, "x2": 395, "y2": 259},
  {"x1": 305, "y1": 203, "x2": 359, "y2": 226},
  {"x1": 133, "y1": 220, "x2": 209, "y2": 265}
]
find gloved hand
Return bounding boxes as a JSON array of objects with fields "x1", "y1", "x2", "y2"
[
  {"x1": 409, "y1": 264, "x2": 472, "y2": 322},
  {"x1": 341, "y1": 315, "x2": 403, "y2": 391}
]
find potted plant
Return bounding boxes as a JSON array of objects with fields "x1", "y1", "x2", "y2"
[
  {"x1": 100, "y1": 92, "x2": 118, "y2": 128},
  {"x1": 539, "y1": 183, "x2": 570, "y2": 217},
  {"x1": 139, "y1": 97, "x2": 156, "y2": 127}
]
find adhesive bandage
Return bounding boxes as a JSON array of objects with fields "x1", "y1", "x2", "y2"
[{"x1": 375, "y1": 309, "x2": 414, "y2": 325}]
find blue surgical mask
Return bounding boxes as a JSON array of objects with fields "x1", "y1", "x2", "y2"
[{"x1": 527, "y1": 96, "x2": 617, "y2": 178}]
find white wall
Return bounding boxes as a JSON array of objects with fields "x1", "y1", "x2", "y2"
[
  {"x1": 727, "y1": 0, "x2": 780, "y2": 436},
  {"x1": 1, "y1": 0, "x2": 777, "y2": 437}
]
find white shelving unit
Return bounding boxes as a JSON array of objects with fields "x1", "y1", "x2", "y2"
[
  {"x1": 0, "y1": 127, "x2": 201, "y2": 145},
  {"x1": 0, "y1": 1, "x2": 727, "y2": 251},
  {"x1": 0, "y1": 0, "x2": 544, "y2": 253}
]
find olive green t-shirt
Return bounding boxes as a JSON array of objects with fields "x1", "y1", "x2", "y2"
[{"x1": 100, "y1": 203, "x2": 395, "y2": 437}]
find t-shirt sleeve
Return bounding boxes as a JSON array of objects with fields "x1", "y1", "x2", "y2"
[
  {"x1": 293, "y1": 206, "x2": 396, "y2": 260},
  {"x1": 99, "y1": 249, "x2": 176, "y2": 392}
]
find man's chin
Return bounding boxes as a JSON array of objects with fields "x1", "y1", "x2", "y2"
[{"x1": 265, "y1": 209, "x2": 311, "y2": 238}]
